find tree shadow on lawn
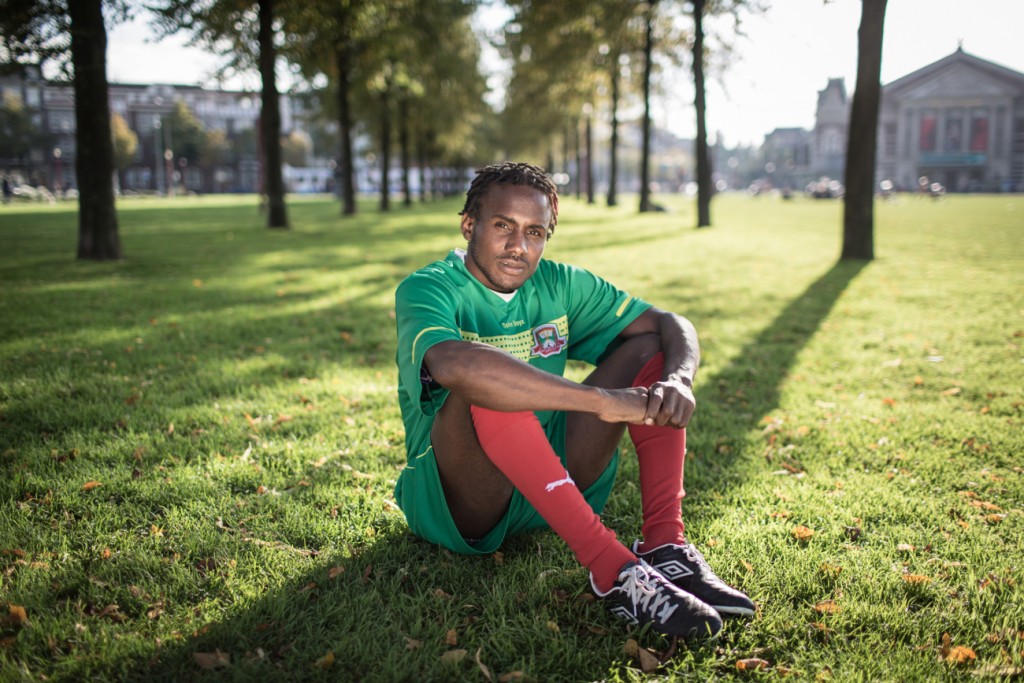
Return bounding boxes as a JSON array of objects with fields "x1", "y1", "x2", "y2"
[
  {"x1": 680, "y1": 259, "x2": 870, "y2": 500},
  {"x1": 101, "y1": 261, "x2": 872, "y2": 681}
]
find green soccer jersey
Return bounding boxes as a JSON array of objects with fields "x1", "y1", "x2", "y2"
[{"x1": 393, "y1": 248, "x2": 651, "y2": 468}]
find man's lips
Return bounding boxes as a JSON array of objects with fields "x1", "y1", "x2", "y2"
[{"x1": 498, "y1": 259, "x2": 526, "y2": 273}]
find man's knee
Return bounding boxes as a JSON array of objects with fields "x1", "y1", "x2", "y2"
[{"x1": 586, "y1": 332, "x2": 662, "y2": 390}]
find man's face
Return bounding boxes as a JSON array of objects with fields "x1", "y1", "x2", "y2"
[{"x1": 460, "y1": 183, "x2": 553, "y2": 294}]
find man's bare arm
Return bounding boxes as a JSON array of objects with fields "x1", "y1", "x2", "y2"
[
  {"x1": 424, "y1": 340, "x2": 648, "y2": 424},
  {"x1": 618, "y1": 307, "x2": 700, "y2": 428}
]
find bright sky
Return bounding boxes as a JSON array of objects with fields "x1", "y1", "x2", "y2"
[{"x1": 106, "y1": 0, "x2": 1024, "y2": 149}]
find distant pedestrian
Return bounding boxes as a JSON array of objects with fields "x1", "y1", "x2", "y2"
[{"x1": 2, "y1": 176, "x2": 12, "y2": 204}]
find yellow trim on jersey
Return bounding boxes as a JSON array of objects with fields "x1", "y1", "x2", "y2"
[
  {"x1": 461, "y1": 315, "x2": 569, "y2": 362},
  {"x1": 411, "y1": 326, "x2": 456, "y2": 363},
  {"x1": 615, "y1": 296, "x2": 634, "y2": 317}
]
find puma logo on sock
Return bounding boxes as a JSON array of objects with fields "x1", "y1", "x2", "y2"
[{"x1": 545, "y1": 472, "x2": 575, "y2": 492}]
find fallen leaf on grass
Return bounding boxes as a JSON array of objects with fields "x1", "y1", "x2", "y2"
[
  {"x1": 969, "y1": 501, "x2": 1002, "y2": 511},
  {"x1": 81, "y1": 481, "x2": 103, "y2": 491},
  {"x1": 971, "y1": 664, "x2": 1024, "y2": 677},
  {"x1": 328, "y1": 565, "x2": 345, "y2": 579},
  {"x1": 8, "y1": 605, "x2": 27, "y2": 624},
  {"x1": 194, "y1": 650, "x2": 230, "y2": 670},
  {"x1": 445, "y1": 629, "x2": 458, "y2": 646},
  {"x1": 312, "y1": 651, "x2": 334, "y2": 669},
  {"x1": 742, "y1": 560, "x2": 754, "y2": 573},
  {"x1": 441, "y1": 649, "x2": 467, "y2": 664},
  {"x1": 405, "y1": 638, "x2": 422, "y2": 651},
  {"x1": 897, "y1": 543, "x2": 916, "y2": 553},
  {"x1": 902, "y1": 574, "x2": 933, "y2": 585},
  {"x1": 637, "y1": 647, "x2": 660, "y2": 673},
  {"x1": 944, "y1": 646, "x2": 977, "y2": 664},
  {"x1": 814, "y1": 600, "x2": 841, "y2": 614},
  {"x1": 546, "y1": 621, "x2": 560, "y2": 634},
  {"x1": 498, "y1": 672, "x2": 525, "y2": 682},
  {"x1": 985, "y1": 514, "x2": 1006, "y2": 524},
  {"x1": 475, "y1": 648, "x2": 493, "y2": 682},
  {"x1": 820, "y1": 563, "x2": 842, "y2": 578},
  {"x1": 941, "y1": 387, "x2": 962, "y2": 396},
  {"x1": 736, "y1": 658, "x2": 770, "y2": 671},
  {"x1": 792, "y1": 525, "x2": 815, "y2": 541}
]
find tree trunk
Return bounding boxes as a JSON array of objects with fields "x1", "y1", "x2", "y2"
[
  {"x1": 585, "y1": 112, "x2": 594, "y2": 204},
  {"x1": 258, "y1": 0, "x2": 288, "y2": 228},
  {"x1": 399, "y1": 97, "x2": 412, "y2": 207},
  {"x1": 574, "y1": 121, "x2": 582, "y2": 200},
  {"x1": 607, "y1": 54, "x2": 620, "y2": 207},
  {"x1": 379, "y1": 85, "x2": 391, "y2": 212},
  {"x1": 334, "y1": 45, "x2": 357, "y2": 215},
  {"x1": 694, "y1": 0, "x2": 712, "y2": 227},
  {"x1": 639, "y1": 1, "x2": 655, "y2": 213},
  {"x1": 69, "y1": 0, "x2": 121, "y2": 260},
  {"x1": 841, "y1": 0, "x2": 887, "y2": 261},
  {"x1": 417, "y1": 132, "x2": 428, "y2": 202}
]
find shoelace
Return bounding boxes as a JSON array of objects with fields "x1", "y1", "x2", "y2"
[
  {"x1": 620, "y1": 565, "x2": 680, "y2": 624},
  {"x1": 684, "y1": 545, "x2": 728, "y2": 587}
]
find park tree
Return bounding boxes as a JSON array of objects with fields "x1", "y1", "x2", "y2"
[
  {"x1": 152, "y1": 0, "x2": 289, "y2": 228},
  {"x1": 166, "y1": 99, "x2": 206, "y2": 164},
  {"x1": 841, "y1": 0, "x2": 887, "y2": 261},
  {"x1": 502, "y1": 0, "x2": 630, "y2": 182},
  {"x1": 0, "y1": 0, "x2": 125, "y2": 259},
  {"x1": 638, "y1": 0, "x2": 657, "y2": 213},
  {"x1": 280, "y1": 130, "x2": 310, "y2": 167},
  {"x1": 289, "y1": 0, "x2": 485, "y2": 213},
  {"x1": 678, "y1": 0, "x2": 766, "y2": 227},
  {"x1": 0, "y1": 91, "x2": 40, "y2": 163},
  {"x1": 201, "y1": 128, "x2": 230, "y2": 166},
  {"x1": 110, "y1": 111, "x2": 138, "y2": 171}
]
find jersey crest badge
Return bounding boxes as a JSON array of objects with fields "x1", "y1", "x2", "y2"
[{"x1": 530, "y1": 323, "x2": 567, "y2": 358}]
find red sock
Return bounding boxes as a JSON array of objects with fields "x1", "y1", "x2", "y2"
[
  {"x1": 470, "y1": 405, "x2": 635, "y2": 591},
  {"x1": 628, "y1": 353, "x2": 687, "y2": 552}
]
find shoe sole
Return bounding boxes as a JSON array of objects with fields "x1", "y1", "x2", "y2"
[{"x1": 711, "y1": 604, "x2": 756, "y2": 617}]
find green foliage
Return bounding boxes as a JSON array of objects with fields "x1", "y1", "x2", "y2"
[
  {"x1": 0, "y1": 193, "x2": 1021, "y2": 681},
  {"x1": 280, "y1": 130, "x2": 310, "y2": 167},
  {"x1": 110, "y1": 112, "x2": 138, "y2": 170},
  {"x1": 166, "y1": 99, "x2": 207, "y2": 166},
  {"x1": 0, "y1": 91, "x2": 41, "y2": 159}
]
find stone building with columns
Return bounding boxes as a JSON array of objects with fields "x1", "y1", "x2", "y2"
[{"x1": 876, "y1": 47, "x2": 1024, "y2": 192}]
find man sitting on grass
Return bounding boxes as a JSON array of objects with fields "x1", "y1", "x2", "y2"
[{"x1": 392, "y1": 161, "x2": 754, "y2": 640}]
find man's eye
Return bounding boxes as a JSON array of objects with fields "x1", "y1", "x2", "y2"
[{"x1": 527, "y1": 229, "x2": 544, "y2": 238}]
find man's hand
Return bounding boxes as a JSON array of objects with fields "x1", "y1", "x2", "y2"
[
  {"x1": 643, "y1": 379, "x2": 696, "y2": 429},
  {"x1": 595, "y1": 387, "x2": 650, "y2": 425}
]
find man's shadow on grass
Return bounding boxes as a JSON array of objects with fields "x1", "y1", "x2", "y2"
[{"x1": 120, "y1": 260, "x2": 869, "y2": 681}]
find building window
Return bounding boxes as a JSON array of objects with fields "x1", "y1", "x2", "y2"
[
  {"x1": 970, "y1": 108, "x2": 989, "y2": 152},
  {"x1": 920, "y1": 110, "x2": 937, "y2": 151},
  {"x1": 944, "y1": 109, "x2": 963, "y2": 152},
  {"x1": 883, "y1": 123, "x2": 897, "y2": 157}
]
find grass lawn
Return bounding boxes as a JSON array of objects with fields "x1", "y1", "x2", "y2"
[{"x1": 0, "y1": 191, "x2": 1022, "y2": 681}]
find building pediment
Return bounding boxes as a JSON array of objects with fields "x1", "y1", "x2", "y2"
[
  {"x1": 900, "y1": 64, "x2": 1014, "y2": 100},
  {"x1": 884, "y1": 49, "x2": 1024, "y2": 103}
]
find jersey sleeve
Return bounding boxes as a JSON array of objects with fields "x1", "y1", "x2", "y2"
[
  {"x1": 394, "y1": 270, "x2": 462, "y2": 416},
  {"x1": 559, "y1": 263, "x2": 651, "y2": 365}
]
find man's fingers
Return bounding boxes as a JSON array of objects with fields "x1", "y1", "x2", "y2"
[{"x1": 645, "y1": 386, "x2": 664, "y2": 425}]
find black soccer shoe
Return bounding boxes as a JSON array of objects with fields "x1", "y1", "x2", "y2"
[
  {"x1": 631, "y1": 541, "x2": 757, "y2": 617},
  {"x1": 591, "y1": 559, "x2": 723, "y2": 640}
]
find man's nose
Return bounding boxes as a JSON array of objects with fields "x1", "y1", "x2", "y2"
[{"x1": 505, "y1": 229, "x2": 527, "y2": 254}]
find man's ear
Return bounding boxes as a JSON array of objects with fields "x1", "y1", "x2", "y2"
[{"x1": 459, "y1": 214, "x2": 474, "y2": 240}]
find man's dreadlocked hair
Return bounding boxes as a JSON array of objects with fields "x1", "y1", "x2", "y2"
[{"x1": 459, "y1": 161, "x2": 559, "y2": 236}]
